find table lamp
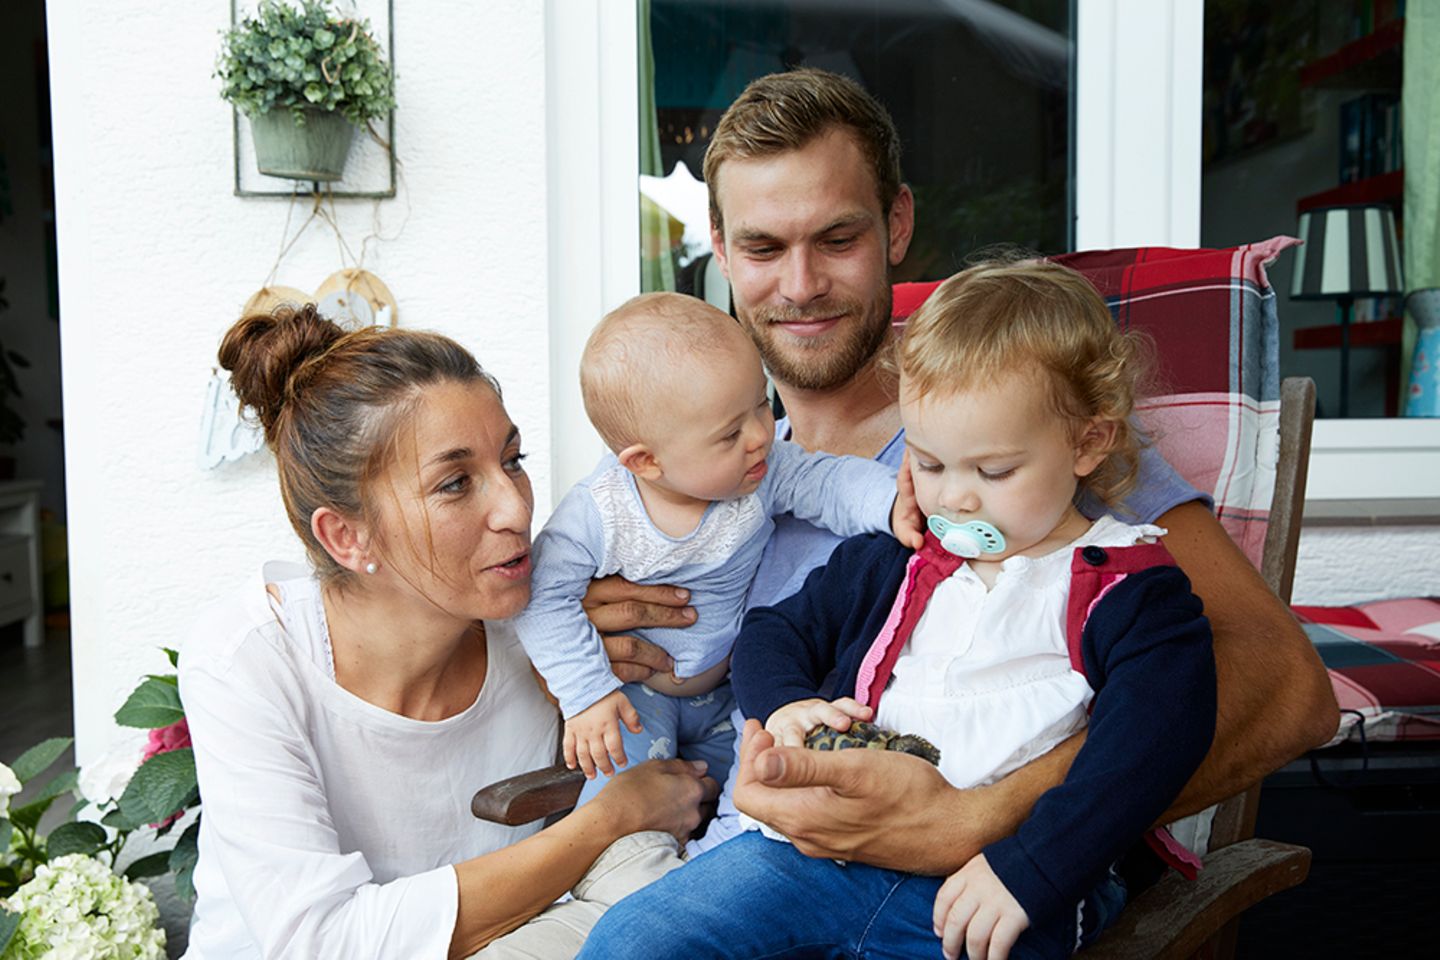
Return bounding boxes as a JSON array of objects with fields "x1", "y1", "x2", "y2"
[{"x1": 1291, "y1": 204, "x2": 1404, "y2": 416}]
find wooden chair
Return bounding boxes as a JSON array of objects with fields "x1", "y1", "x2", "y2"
[{"x1": 475, "y1": 241, "x2": 1321, "y2": 958}]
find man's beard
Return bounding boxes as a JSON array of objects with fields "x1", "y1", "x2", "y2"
[{"x1": 742, "y1": 290, "x2": 893, "y2": 392}]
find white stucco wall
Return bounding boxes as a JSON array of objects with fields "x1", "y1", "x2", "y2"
[
  {"x1": 47, "y1": 0, "x2": 554, "y2": 768},
  {"x1": 1294, "y1": 525, "x2": 1440, "y2": 606}
]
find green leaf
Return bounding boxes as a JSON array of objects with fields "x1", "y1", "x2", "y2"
[
  {"x1": 0, "y1": 907, "x2": 19, "y2": 956},
  {"x1": 0, "y1": 866, "x2": 20, "y2": 899},
  {"x1": 164, "y1": 648, "x2": 180, "y2": 668},
  {"x1": 147, "y1": 673, "x2": 179, "y2": 687},
  {"x1": 44, "y1": 820, "x2": 107, "y2": 859},
  {"x1": 30, "y1": 768, "x2": 78, "y2": 805},
  {"x1": 114, "y1": 677, "x2": 184, "y2": 728},
  {"x1": 314, "y1": 27, "x2": 334, "y2": 49},
  {"x1": 171, "y1": 819, "x2": 199, "y2": 901},
  {"x1": 10, "y1": 737, "x2": 72, "y2": 783},
  {"x1": 0, "y1": 818, "x2": 10, "y2": 852},
  {"x1": 125, "y1": 749, "x2": 198, "y2": 823},
  {"x1": 124, "y1": 850, "x2": 172, "y2": 880},
  {"x1": 7, "y1": 795, "x2": 55, "y2": 832},
  {"x1": 102, "y1": 804, "x2": 147, "y2": 832}
]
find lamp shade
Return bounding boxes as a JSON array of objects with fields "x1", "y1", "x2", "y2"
[{"x1": 1291, "y1": 204, "x2": 1404, "y2": 300}]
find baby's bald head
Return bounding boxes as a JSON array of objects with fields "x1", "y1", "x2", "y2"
[{"x1": 581, "y1": 292, "x2": 760, "y2": 452}]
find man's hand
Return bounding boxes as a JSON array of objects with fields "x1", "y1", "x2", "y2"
[
  {"x1": 765, "y1": 697, "x2": 873, "y2": 748},
  {"x1": 564, "y1": 690, "x2": 643, "y2": 778},
  {"x1": 932, "y1": 853, "x2": 1029, "y2": 960},
  {"x1": 732, "y1": 720, "x2": 992, "y2": 872},
  {"x1": 892, "y1": 450, "x2": 927, "y2": 550},
  {"x1": 582, "y1": 575, "x2": 695, "y2": 683}
]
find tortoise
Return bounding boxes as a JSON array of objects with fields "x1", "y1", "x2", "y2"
[{"x1": 803, "y1": 720, "x2": 941, "y2": 766}]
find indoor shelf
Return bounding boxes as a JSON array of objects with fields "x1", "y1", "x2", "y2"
[{"x1": 1300, "y1": 19, "x2": 1404, "y2": 89}]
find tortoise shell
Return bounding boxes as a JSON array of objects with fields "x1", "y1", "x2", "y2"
[{"x1": 803, "y1": 720, "x2": 941, "y2": 766}]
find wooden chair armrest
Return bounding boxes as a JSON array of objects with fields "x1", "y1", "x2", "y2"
[
  {"x1": 1082, "y1": 838, "x2": 1311, "y2": 960},
  {"x1": 472, "y1": 764, "x2": 585, "y2": 826}
]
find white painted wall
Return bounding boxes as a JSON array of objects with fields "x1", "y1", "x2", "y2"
[
  {"x1": 47, "y1": 0, "x2": 553, "y2": 769},
  {"x1": 1294, "y1": 525, "x2": 1440, "y2": 606}
]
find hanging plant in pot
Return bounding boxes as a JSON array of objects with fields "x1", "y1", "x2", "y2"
[{"x1": 217, "y1": 0, "x2": 395, "y2": 182}]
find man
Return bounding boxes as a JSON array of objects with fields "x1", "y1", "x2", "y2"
[{"x1": 583, "y1": 67, "x2": 1336, "y2": 955}]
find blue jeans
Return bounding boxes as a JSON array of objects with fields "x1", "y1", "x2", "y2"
[
  {"x1": 575, "y1": 680, "x2": 738, "y2": 807},
  {"x1": 576, "y1": 833, "x2": 1127, "y2": 959}
]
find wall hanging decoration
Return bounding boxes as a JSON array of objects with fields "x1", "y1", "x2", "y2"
[
  {"x1": 315, "y1": 268, "x2": 397, "y2": 328},
  {"x1": 198, "y1": 369, "x2": 266, "y2": 470},
  {"x1": 221, "y1": 0, "x2": 397, "y2": 198}
]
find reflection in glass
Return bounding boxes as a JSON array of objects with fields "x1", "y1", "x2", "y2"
[{"x1": 638, "y1": 0, "x2": 1074, "y2": 295}]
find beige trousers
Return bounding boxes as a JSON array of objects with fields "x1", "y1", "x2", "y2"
[{"x1": 472, "y1": 831, "x2": 685, "y2": 960}]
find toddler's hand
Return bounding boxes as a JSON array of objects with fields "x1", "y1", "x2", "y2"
[
  {"x1": 564, "y1": 690, "x2": 643, "y2": 778},
  {"x1": 765, "y1": 697, "x2": 873, "y2": 748},
  {"x1": 891, "y1": 450, "x2": 927, "y2": 550},
  {"x1": 932, "y1": 853, "x2": 1029, "y2": 960}
]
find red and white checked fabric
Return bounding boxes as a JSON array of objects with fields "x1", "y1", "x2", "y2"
[
  {"x1": 893, "y1": 236, "x2": 1299, "y2": 570},
  {"x1": 1292, "y1": 598, "x2": 1440, "y2": 744}
]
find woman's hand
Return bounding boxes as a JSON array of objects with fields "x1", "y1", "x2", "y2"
[
  {"x1": 891, "y1": 450, "x2": 927, "y2": 550},
  {"x1": 932, "y1": 853, "x2": 1029, "y2": 960},
  {"x1": 582, "y1": 576, "x2": 695, "y2": 683},
  {"x1": 599, "y1": 759, "x2": 720, "y2": 846},
  {"x1": 565, "y1": 690, "x2": 644, "y2": 778},
  {"x1": 765, "y1": 698, "x2": 874, "y2": 748}
]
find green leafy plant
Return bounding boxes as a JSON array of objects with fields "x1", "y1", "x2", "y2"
[
  {"x1": 0, "y1": 650, "x2": 199, "y2": 956},
  {"x1": 216, "y1": 0, "x2": 395, "y2": 127},
  {"x1": 0, "y1": 278, "x2": 32, "y2": 447}
]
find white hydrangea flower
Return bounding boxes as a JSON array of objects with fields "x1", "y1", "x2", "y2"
[
  {"x1": 0, "y1": 762, "x2": 20, "y2": 819},
  {"x1": 78, "y1": 736, "x2": 146, "y2": 807},
  {"x1": 0, "y1": 853, "x2": 166, "y2": 959}
]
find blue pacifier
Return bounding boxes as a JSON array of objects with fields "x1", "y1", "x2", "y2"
[{"x1": 926, "y1": 516, "x2": 1006, "y2": 559}]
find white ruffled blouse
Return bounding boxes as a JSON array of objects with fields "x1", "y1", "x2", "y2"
[{"x1": 874, "y1": 515, "x2": 1165, "y2": 790}]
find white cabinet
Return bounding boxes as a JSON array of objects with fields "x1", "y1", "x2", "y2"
[{"x1": 0, "y1": 481, "x2": 44, "y2": 646}]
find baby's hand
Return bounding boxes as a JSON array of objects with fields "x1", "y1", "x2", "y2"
[
  {"x1": 564, "y1": 690, "x2": 643, "y2": 778},
  {"x1": 891, "y1": 450, "x2": 927, "y2": 550},
  {"x1": 932, "y1": 853, "x2": 1029, "y2": 960},
  {"x1": 764, "y1": 697, "x2": 873, "y2": 748}
]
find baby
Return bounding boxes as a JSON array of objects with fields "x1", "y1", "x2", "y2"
[{"x1": 511, "y1": 292, "x2": 917, "y2": 806}]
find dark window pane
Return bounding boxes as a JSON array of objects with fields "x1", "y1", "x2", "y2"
[{"x1": 640, "y1": 0, "x2": 1074, "y2": 294}]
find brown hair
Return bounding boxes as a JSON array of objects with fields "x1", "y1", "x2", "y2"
[
  {"x1": 219, "y1": 303, "x2": 500, "y2": 581},
  {"x1": 580, "y1": 292, "x2": 751, "y2": 451},
  {"x1": 703, "y1": 68, "x2": 902, "y2": 232},
  {"x1": 896, "y1": 258, "x2": 1154, "y2": 506}
]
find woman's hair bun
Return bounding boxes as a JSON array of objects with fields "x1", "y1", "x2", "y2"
[{"x1": 218, "y1": 302, "x2": 345, "y2": 442}]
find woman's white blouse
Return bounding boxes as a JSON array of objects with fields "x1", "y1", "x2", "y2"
[
  {"x1": 875, "y1": 517, "x2": 1164, "y2": 790},
  {"x1": 179, "y1": 563, "x2": 559, "y2": 960}
]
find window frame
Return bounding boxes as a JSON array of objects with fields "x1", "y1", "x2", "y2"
[{"x1": 546, "y1": 0, "x2": 1438, "y2": 506}]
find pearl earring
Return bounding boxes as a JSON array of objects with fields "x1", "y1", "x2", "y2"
[{"x1": 365, "y1": 561, "x2": 378, "y2": 575}]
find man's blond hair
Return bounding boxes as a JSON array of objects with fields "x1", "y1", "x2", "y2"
[
  {"x1": 581, "y1": 292, "x2": 749, "y2": 452},
  {"x1": 896, "y1": 259, "x2": 1155, "y2": 507},
  {"x1": 703, "y1": 68, "x2": 902, "y2": 232}
]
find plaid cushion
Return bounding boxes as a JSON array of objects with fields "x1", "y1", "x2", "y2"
[
  {"x1": 1293, "y1": 599, "x2": 1440, "y2": 744},
  {"x1": 893, "y1": 237, "x2": 1298, "y2": 569}
]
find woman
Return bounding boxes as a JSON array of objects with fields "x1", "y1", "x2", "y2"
[{"x1": 180, "y1": 305, "x2": 715, "y2": 959}]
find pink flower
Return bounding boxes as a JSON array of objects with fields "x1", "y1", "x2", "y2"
[{"x1": 142, "y1": 717, "x2": 191, "y2": 762}]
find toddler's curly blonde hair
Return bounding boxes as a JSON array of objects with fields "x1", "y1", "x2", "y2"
[{"x1": 895, "y1": 258, "x2": 1155, "y2": 507}]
